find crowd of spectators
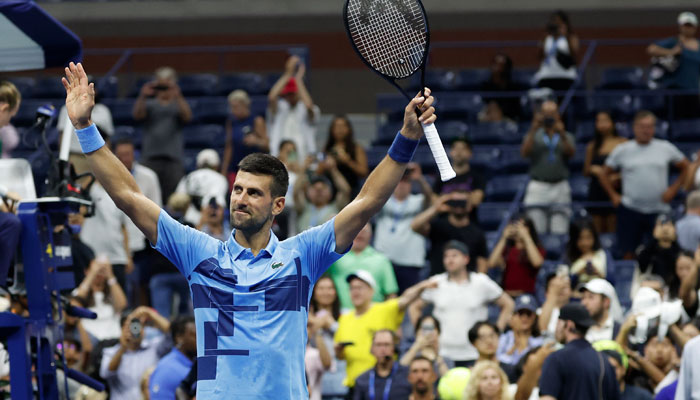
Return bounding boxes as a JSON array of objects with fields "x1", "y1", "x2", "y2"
[{"x1": 2, "y1": 9, "x2": 700, "y2": 400}]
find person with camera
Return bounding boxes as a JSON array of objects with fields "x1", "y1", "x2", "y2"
[
  {"x1": 100, "y1": 306, "x2": 171, "y2": 400},
  {"x1": 132, "y1": 66, "x2": 193, "y2": 201},
  {"x1": 399, "y1": 315, "x2": 451, "y2": 378},
  {"x1": 521, "y1": 99, "x2": 576, "y2": 235},
  {"x1": 411, "y1": 191, "x2": 489, "y2": 275},
  {"x1": 488, "y1": 217, "x2": 544, "y2": 296},
  {"x1": 533, "y1": 11, "x2": 579, "y2": 92}
]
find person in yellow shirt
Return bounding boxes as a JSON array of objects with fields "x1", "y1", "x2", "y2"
[{"x1": 334, "y1": 269, "x2": 436, "y2": 393}]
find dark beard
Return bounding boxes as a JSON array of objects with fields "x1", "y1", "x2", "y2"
[{"x1": 230, "y1": 211, "x2": 271, "y2": 234}]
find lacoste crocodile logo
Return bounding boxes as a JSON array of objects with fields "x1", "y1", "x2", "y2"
[{"x1": 271, "y1": 262, "x2": 284, "y2": 269}]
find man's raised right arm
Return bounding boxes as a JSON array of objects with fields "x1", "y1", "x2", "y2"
[{"x1": 63, "y1": 62, "x2": 161, "y2": 244}]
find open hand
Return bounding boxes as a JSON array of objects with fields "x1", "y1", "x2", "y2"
[
  {"x1": 62, "y1": 62, "x2": 95, "y2": 130},
  {"x1": 401, "y1": 88, "x2": 435, "y2": 140}
]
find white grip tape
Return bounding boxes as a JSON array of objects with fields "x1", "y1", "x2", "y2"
[{"x1": 422, "y1": 122, "x2": 456, "y2": 182}]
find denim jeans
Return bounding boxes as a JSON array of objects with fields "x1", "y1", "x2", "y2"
[{"x1": 149, "y1": 272, "x2": 191, "y2": 318}]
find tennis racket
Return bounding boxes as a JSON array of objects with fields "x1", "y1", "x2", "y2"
[{"x1": 343, "y1": 0, "x2": 456, "y2": 181}]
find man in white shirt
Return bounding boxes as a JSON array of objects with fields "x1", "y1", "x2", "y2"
[
  {"x1": 174, "y1": 149, "x2": 228, "y2": 226},
  {"x1": 580, "y1": 278, "x2": 623, "y2": 343},
  {"x1": 267, "y1": 56, "x2": 320, "y2": 161},
  {"x1": 411, "y1": 240, "x2": 514, "y2": 365}
]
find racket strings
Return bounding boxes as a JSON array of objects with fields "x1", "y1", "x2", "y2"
[{"x1": 346, "y1": 0, "x2": 426, "y2": 79}]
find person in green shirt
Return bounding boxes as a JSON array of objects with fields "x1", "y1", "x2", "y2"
[{"x1": 328, "y1": 223, "x2": 399, "y2": 310}]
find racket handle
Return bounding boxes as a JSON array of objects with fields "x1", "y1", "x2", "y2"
[{"x1": 422, "y1": 122, "x2": 456, "y2": 182}]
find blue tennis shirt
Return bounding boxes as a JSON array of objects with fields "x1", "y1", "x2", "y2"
[{"x1": 153, "y1": 210, "x2": 346, "y2": 398}]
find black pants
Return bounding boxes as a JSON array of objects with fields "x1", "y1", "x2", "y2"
[{"x1": 616, "y1": 204, "x2": 658, "y2": 255}]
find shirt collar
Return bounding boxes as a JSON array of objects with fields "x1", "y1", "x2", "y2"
[{"x1": 227, "y1": 229, "x2": 279, "y2": 261}]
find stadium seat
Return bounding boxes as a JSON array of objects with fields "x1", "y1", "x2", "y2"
[
  {"x1": 485, "y1": 230, "x2": 500, "y2": 250},
  {"x1": 469, "y1": 121, "x2": 520, "y2": 145},
  {"x1": 183, "y1": 148, "x2": 201, "y2": 173},
  {"x1": 477, "y1": 203, "x2": 511, "y2": 231},
  {"x1": 569, "y1": 175, "x2": 589, "y2": 201},
  {"x1": 408, "y1": 69, "x2": 459, "y2": 92},
  {"x1": 366, "y1": 145, "x2": 388, "y2": 168},
  {"x1": 374, "y1": 121, "x2": 404, "y2": 146},
  {"x1": 178, "y1": 74, "x2": 218, "y2": 97},
  {"x1": 218, "y1": 73, "x2": 267, "y2": 96},
  {"x1": 484, "y1": 174, "x2": 529, "y2": 201},
  {"x1": 613, "y1": 260, "x2": 637, "y2": 310},
  {"x1": 637, "y1": 94, "x2": 666, "y2": 117},
  {"x1": 568, "y1": 144, "x2": 587, "y2": 172},
  {"x1": 574, "y1": 120, "x2": 595, "y2": 143},
  {"x1": 539, "y1": 234, "x2": 567, "y2": 261},
  {"x1": 250, "y1": 95, "x2": 268, "y2": 119},
  {"x1": 671, "y1": 119, "x2": 700, "y2": 142},
  {"x1": 434, "y1": 93, "x2": 483, "y2": 121},
  {"x1": 377, "y1": 95, "x2": 407, "y2": 122},
  {"x1": 7, "y1": 77, "x2": 36, "y2": 99},
  {"x1": 470, "y1": 145, "x2": 501, "y2": 176},
  {"x1": 655, "y1": 120, "x2": 670, "y2": 140},
  {"x1": 183, "y1": 124, "x2": 225, "y2": 149},
  {"x1": 456, "y1": 69, "x2": 490, "y2": 91},
  {"x1": 32, "y1": 77, "x2": 67, "y2": 98},
  {"x1": 13, "y1": 98, "x2": 62, "y2": 127},
  {"x1": 440, "y1": 120, "x2": 469, "y2": 141},
  {"x1": 535, "y1": 261, "x2": 558, "y2": 305},
  {"x1": 589, "y1": 94, "x2": 637, "y2": 120},
  {"x1": 95, "y1": 76, "x2": 119, "y2": 99},
  {"x1": 499, "y1": 145, "x2": 529, "y2": 174},
  {"x1": 597, "y1": 67, "x2": 644, "y2": 90},
  {"x1": 128, "y1": 77, "x2": 151, "y2": 97},
  {"x1": 102, "y1": 98, "x2": 136, "y2": 126},
  {"x1": 511, "y1": 68, "x2": 536, "y2": 88},
  {"x1": 192, "y1": 96, "x2": 229, "y2": 124},
  {"x1": 599, "y1": 233, "x2": 617, "y2": 252},
  {"x1": 112, "y1": 126, "x2": 142, "y2": 149}
]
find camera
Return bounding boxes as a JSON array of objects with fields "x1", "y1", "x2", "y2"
[
  {"x1": 446, "y1": 199, "x2": 467, "y2": 208},
  {"x1": 129, "y1": 319, "x2": 142, "y2": 339}
]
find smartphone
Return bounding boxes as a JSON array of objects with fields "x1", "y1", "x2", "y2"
[
  {"x1": 556, "y1": 264, "x2": 569, "y2": 278},
  {"x1": 446, "y1": 199, "x2": 467, "y2": 208},
  {"x1": 129, "y1": 319, "x2": 142, "y2": 339},
  {"x1": 153, "y1": 84, "x2": 170, "y2": 91}
]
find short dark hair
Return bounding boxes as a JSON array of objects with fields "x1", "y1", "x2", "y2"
[
  {"x1": 633, "y1": 110, "x2": 656, "y2": 123},
  {"x1": 451, "y1": 136, "x2": 472, "y2": 150},
  {"x1": 409, "y1": 355, "x2": 434, "y2": 368},
  {"x1": 237, "y1": 153, "x2": 289, "y2": 198},
  {"x1": 468, "y1": 321, "x2": 499, "y2": 345},
  {"x1": 112, "y1": 136, "x2": 134, "y2": 151},
  {"x1": 415, "y1": 314, "x2": 441, "y2": 335},
  {"x1": 171, "y1": 315, "x2": 195, "y2": 340}
]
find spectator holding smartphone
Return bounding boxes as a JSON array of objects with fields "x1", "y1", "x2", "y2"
[
  {"x1": 488, "y1": 217, "x2": 545, "y2": 296},
  {"x1": 100, "y1": 307, "x2": 171, "y2": 400},
  {"x1": 174, "y1": 149, "x2": 229, "y2": 226},
  {"x1": 399, "y1": 315, "x2": 452, "y2": 377},
  {"x1": 132, "y1": 67, "x2": 193, "y2": 200}
]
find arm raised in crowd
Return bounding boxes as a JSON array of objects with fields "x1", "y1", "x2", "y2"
[
  {"x1": 397, "y1": 279, "x2": 438, "y2": 312},
  {"x1": 63, "y1": 63, "x2": 161, "y2": 245},
  {"x1": 410, "y1": 193, "x2": 452, "y2": 237},
  {"x1": 494, "y1": 292, "x2": 515, "y2": 332},
  {"x1": 334, "y1": 90, "x2": 435, "y2": 251}
]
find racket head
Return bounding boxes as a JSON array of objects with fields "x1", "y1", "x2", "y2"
[{"x1": 343, "y1": 0, "x2": 431, "y2": 84}]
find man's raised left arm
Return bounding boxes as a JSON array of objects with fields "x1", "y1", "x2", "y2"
[{"x1": 334, "y1": 89, "x2": 435, "y2": 250}]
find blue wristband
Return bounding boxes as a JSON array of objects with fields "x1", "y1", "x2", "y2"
[
  {"x1": 388, "y1": 131, "x2": 419, "y2": 163},
  {"x1": 76, "y1": 123, "x2": 105, "y2": 154}
]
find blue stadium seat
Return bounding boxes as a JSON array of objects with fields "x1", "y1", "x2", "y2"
[
  {"x1": 7, "y1": 77, "x2": 36, "y2": 99},
  {"x1": 569, "y1": 175, "x2": 589, "y2": 201},
  {"x1": 192, "y1": 97, "x2": 229, "y2": 124},
  {"x1": 613, "y1": 260, "x2": 637, "y2": 310},
  {"x1": 95, "y1": 76, "x2": 119, "y2": 99},
  {"x1": 568, "y1": 144, "x2": 587, "y2": 172},
  {"x1": 589, "y1": 94, "x2": 637, "y2": 120},
  {"x1": 598, "y1": 67, "x2": 644, "y2": 89},
  {"x1": 178, "y1": 74, "x2": 218, "y2": 97},
  {"x1": 250, "y1": 95, "x2": 268, "y2": 119},
  {"x1": 32, "y1": 77, "x2": 67, "y2": 98},
  {"x1": 671, "y1": 119, "x2": 700, "y2": 142},
  {"x1": 511, "y1": 68, "x2": 536, "y2": 88},
  {"x1": 439, "y1": 120, "x2": 469, "y2": 141},
  {"x1": 13, "y1": 98, "x2": 62, "y2": 127},
  {"x1": 539, "y1": 234, "x2": 567, "y2": 261},
  {"x1": 112, "y1": 126, "x2": 142, "y2": 149},
  {"x1": 637, "y1": 94, "x2": 666, "y2": 117},
  {"x1": 477, "y1": 203, "x2": 510, "y2": 231},
  {"x1": 485, "y1": 174, "x2": 529, "y2": 201},
  {"x1": 102, "y1": 98, "x2": 136, "y2": 126},
  {"x1": 599, "y1": 233, "x2": 617, "y2": 252},
  {"x1": 183, "y1": 124, "x2": 225, "y2": 149},
  {"x1": 377, "y1": 95, "x2": 407, "y2": 122},
  {"x1": 456, "y1": 69, "x2": 490, "y2": 91},
  {"x1": 218, "y1": 73, "x2": 267, "y2": 96},
  {"x1": 366, "y1": 145, "x2": 388, "y2": 168},
  {"x1": 434, "y1": 93, "x2": 483, "y2": 121},
  {"x1": 574, "y1": 120, "x2": 595, "y2": 143},
  {"x1": 183, "y1": 148, "x2": 201, "y2": 173},
  {"x1": 128, "y1": 77, "x2": 151, "y2": 97},
  {"x1": 655, "y1": 120, "x2": 670, "y2": 140},
  {"x1": 676, "y1": 143, "x2": 700, "y2": 159},
  {"x1": 408, "y1": 69, "x2": 459, "y2": 92},
  {"x1": 499, "y1": 145, "x2": 528, "y2": 173},
  {"x1": 374, "y1": 121, "x2": 404, "y2": 146},
  {"x1": 470, "y1": 121, "x2": 520, "y2": 145},
  {"x1": 485, "y1": 230, "x2": 500, "y2": 250},
  {"x1": 470, "y1": 145, "x2": 501, "y2": 176}
]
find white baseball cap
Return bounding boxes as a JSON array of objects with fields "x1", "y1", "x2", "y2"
[
  {"x1": 346, "y1": 270, "x2": 377, "y2": 291},
  {"x1": 196, "y1": 149, "x2": 220, "y2": 169},
  {"x1": 678, "y1": 12, "x2": 698, "y2": 26},
  {"x1": 581, "y1": 279, "x2": 623, "y2": 323}
]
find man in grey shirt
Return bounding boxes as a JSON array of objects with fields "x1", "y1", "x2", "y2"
[
  {"x1": 676, "y1": 190, "x2": 700, "y2": 252},
  {"x1": 600, "y1": 110, "x2": 688, "y2": 258},
  {"x1": 675, "y1": 335, "x2": 700, "y2": 400},
  {"x1": 521, "y1": 99, "x2": 576, "y2": 234},
  {"x1": 132, "y1": 66, "x2": 192, "y2": 201}
]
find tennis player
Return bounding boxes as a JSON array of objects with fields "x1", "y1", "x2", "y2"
[{"x1": 62, "y1": 62, "x2": 436, "y2": 399}]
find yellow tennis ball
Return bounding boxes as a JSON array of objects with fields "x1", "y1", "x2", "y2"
[{"x1": 437, "y1": 367, "x2": 471, "y2": 400}]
